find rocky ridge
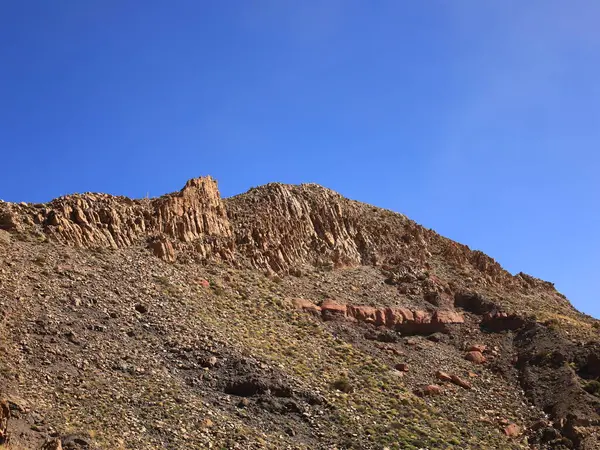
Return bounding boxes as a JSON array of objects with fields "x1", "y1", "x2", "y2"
[{"x1": 0, "y1": 177, "x2": 234, "y2": 262}]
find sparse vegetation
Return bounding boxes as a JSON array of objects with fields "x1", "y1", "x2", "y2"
[{"x1": 584, "y1": 380, "x2": 600, "y2": 397}]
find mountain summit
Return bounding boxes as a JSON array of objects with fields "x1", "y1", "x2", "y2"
[{"x1": 0, "y1": 177, "x2": 598, "y2": 449}]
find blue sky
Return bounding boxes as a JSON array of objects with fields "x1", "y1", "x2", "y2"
[{"x1": 1, "y1": 1, "x2": 599, "y2": 316}]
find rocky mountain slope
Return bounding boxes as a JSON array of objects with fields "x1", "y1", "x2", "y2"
[{"x1": 0, "y1": 177, "x2": 598, "y2": 449}]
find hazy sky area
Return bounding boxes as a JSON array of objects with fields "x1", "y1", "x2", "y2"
[{"x1": 1, "y1": 2, "x2": 599, "y2": 316}]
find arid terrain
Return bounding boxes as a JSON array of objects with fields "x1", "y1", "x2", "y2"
[{"x1": 1, "y1": 176, "x2": 599, "y2": 449}]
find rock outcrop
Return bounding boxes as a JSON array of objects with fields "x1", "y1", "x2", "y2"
[
  {"x1": 0, "y1": 177, "x2": 234, "y2": 262},
  {"x1": 294, "y1": 299, "x2": 464, "y2": 335}
]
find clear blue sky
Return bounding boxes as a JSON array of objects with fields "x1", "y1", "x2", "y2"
[{"x1": 1, "y1": 2, "x2": 599, "y2": 317}]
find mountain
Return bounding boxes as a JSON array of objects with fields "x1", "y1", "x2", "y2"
[{"x1": 0, "y1": 177, "x2": 598, "y2": 450}]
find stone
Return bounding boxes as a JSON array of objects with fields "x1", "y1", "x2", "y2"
[
  {"x1": 320, "y1": 300, "x2": 347, "y2": 320},
  {"x1": 504, "y1": 423, "x2": 521, "y2": 437},
  {"x1": 465, "y1": 351, "x2": 486, "y2": 364},
  {"x1": 347, "y1": 305, "x2": 381, "y2": 325},
  {"x1": 427, "y1": 333, "x2": 448, "y2": 343},
  {"x1": 394, "y1": 363, "x2": 409, "y2": 372},
  {"x1": 435, "y1": 371, "x2": 452, "y2": 382},
  {"x1": 0, "y1": 230, "x2": 11, "y2": 246},
  {"x1": 201, "y1": 418, "x2": 214, "y2": 428},
  {"x1": 150, "y1": 237, "x2": 176, "y2": 262},
  {"x1": 419, "y1": 385, "x2": 443, "y2": 396},
  {"x1": 450, "y1": 374, "x2": 472, "y2": 389},
  {"x1": 432, "y1": 310, "x2": 464, "y2": 325}
]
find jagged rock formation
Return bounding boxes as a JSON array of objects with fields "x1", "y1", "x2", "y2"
[{"x1": 0, "y1": 177, "x2": 234, "y2": 262}]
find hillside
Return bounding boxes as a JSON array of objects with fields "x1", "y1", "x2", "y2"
[{"x1": 0, "y1": 177, "x2": 598, "y2": 449}]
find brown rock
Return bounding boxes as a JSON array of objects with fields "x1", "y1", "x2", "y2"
[
  {"x1": 201, "y1": 418, "x2": 214, "y2": 428},
  {"x1": 432, "y1": 310, "x2": 465, "y2": 324},
  {"x1": 504, "y1": 423, "x2": 521, "y2": 437},
  {"x1": 348, "y1": 305, "x2": 379, "y2": 324},
  {"x1": 134, "y1": 303, "x2": 148, "y2": 314},
  {"x1": 412, "y1": 310, "x2": 431, "y2": 324},
  {"x1": 465, "y1": 351, "x2": 487, "y2": 364},
  {"x1": 481, "y1": 312, "x2": 527, "y2": 332},
  {"x1": 421, "y1": 385, "x2": 443, "y2": 396},
  {"x1": 435, "y1": 371, "x2": 452, "y2": 382},
  {"x1": 150, "y1": 237, "x2": 176, "y2": 262},
  {"x1": 383, "y1": 307, "x2": 403, "y2": 327},
  {"x1": 394, "y1": 363, "x2": 409, "y2": 372},
  {"x1": 321, "y1": 300, "x2": 347, "y2": 319},
  {"x1": 397, "y1": 308, "x2": 415, "y2": 323},
  {"x1": 0, "y1": 229, "x2": 10, "y2": 246},
  {"x1": 450, "y1": 374, "x2": 472, "y2": 389}
]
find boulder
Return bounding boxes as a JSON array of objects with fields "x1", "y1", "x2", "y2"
[
  {"x1": 435, "y1": 371, "x2": 452, "y2": 382},
  {"x1": 504, "y1": 423, "x2": 521, "y2": 437},
  {"x1": 450, "y1": 374, "x2": 472, "y2": 389},
  {"x1": 465, "y1": 351, "x2": 486, "y2": 364},
  {"x1": 419, "y1": 385, "x2": 443, "y2": 396},
  {"x1": 394, "y1": 363, "x2": 409, "y2": 372}
]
